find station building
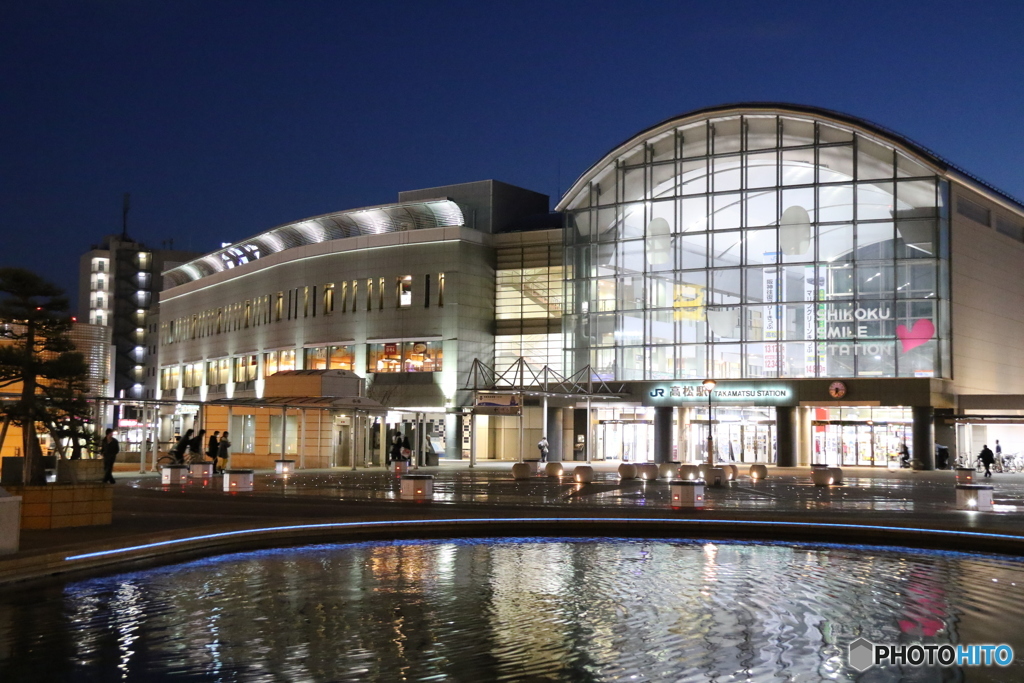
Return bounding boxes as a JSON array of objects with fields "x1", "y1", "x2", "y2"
[{"x1": 154, "y1": 104, "x2": 1024, "y2": 469}]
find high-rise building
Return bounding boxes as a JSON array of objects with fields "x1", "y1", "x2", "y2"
[{"x1": 79, "y1": 235, "x2": 200, "y2": 400}]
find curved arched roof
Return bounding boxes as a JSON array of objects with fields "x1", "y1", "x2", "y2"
[
  {"x1": 164, "y1": 199, "x2": 465, "y2": 286},
  {"x1": 555, "y1": 102, "x2": 1024, "y2": 213}
]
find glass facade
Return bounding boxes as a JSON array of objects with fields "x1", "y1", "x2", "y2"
[{"x1": 564, "y1": 113, "x2": 950, "y2": 380}]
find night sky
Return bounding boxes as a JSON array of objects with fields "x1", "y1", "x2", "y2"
[{"x1": 3, "y1": 1, "x2": 1023, "y2": 312}]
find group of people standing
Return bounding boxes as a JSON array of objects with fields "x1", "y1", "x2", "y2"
[{"x1": 174, "y1": 428, "x2": 231, "y2": 473}]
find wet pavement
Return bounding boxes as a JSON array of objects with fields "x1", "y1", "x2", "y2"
[{"x1": 5, "y1": 460, "x2": 1024, "y2": 584}]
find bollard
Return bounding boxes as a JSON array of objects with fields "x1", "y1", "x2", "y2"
[
  {"x1": 726, "y1": 464, "x2": 739, "y2": 481},
  {"x1": 511, "y1": 462, "x2": 533, "y2": 480},
  {"x1": 828, "y1": 467, "x2": 843, "y2": 485},
  {"x1": 955, "y1": 468, "x2": 975, "y2": 485},
  {"x1": 697, "y1": 464, "x2": 710, "y2": 480},
  {"x1": 573, "y1": 465, "x2": 594, "y2": 483},
  {"x1": 956, "y1": 484, "x2": 993, "y2": 511},
  {"x1": 400, "y1": 474, "x2": 434, "y2": 501},
  {"x1": 658, "y1": 462, "x2": 680, "y2": 479},
  {"x1": 545, "y1": 462, "x2": 563, "y2": 477},
  {"x1": 749, "y1": 464, "x2": 768, "y2": 480},
  {"x1": 811, "y1": 468, "x2": 836, "y2": 486},
  {"x1": 707, "y1": 467, "x2": 727, "y2": 487},
  {"x1": 189, "y1": 462, "x2": 213, "y2": 479},
  {"x1": 223, "y1": 469, "x2": 254, "y2": 492},
  {"x1": 669, "y1": 479, "x2": 705, "y2": 508},
  {"x1": 275, "y1": 459, "x2": 295, "y2": 475},
  {"x1": 636, "y1": 464, "x2": 659, "y2": 481},
  {"x1": 523, "y1": 459, "x2": 541, "y2": 475},
  {"x1": 161, "y1": 464, "x2": 188, "y2": 485},
  {"x1": 678, "y1": 464, "x2": 701, "y2": 480},
  {"x1": 617, "y1": 463, "x2": 637, "y2": 480}
]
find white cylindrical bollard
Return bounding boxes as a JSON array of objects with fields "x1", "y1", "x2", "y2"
[
  {"x1": 573, "y1": 465, "x2": 594, "y2": 483},
  {"x1": 275, "y1": 459, "x2": 295, "y2": 475},
  {"x1": 678, "y1": 464, "x2": 701, "y2": 480},
  {"x1": 956, "y1": 484, "x2": 993, "y2": 511},
  {"x1": 829, "y1": 467, "x2": 843, "y2": 485},
  {"x1": 511, "y1": 462, "x2": 533, "y2": 480},
  {"x1": 658, "y1": 462, "x2": 680, "y2": 480},
  {"x1": 161, "y1": 464, "x2": 188, "y2": 485},
  {"x1": 669, "y1": 479, "x2": 705, "y2": 508},
  {"x1": 811, "y1": 468, "x2": 836, "y2": 486},
  {"x1": 636, "y1": 464, "x2": 659, "y2": 480},
  {"x1": 400, "y1": 474, "x2": 434, "y2": 501},
  {"x1": 618, "y1": 463, "x2": 637, "y2": 480},
  {"x1": 749, "y1": 464, "x2": 768, "y2": 480},
  {"x1": 189, "y1": 462, "x2": 214, "y2": 479},
  {"x1": 726, "y1": 464, "x2": 738, "y2": 481},
  {"x1": 223, "y1": 469, "x2": 254, "y2": 492},
  {"x1": 955, "y1": 468, "x2": 975, "y2": 485},
  {"x1": 545, "y1": 462, "x2": 563, "y2": 477}
]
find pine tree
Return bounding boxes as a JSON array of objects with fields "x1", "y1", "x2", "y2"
[{"x1": 0, "y1": 268, "x2": 89, "y2": 485}]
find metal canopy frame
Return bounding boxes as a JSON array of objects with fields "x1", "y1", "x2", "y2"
[{"x1": 463, "y1": 358, "x2": 627, "y2": 400}]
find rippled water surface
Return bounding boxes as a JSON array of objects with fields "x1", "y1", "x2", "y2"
[{"x1": 2, "y1": 538, "x2": 1024, "y2": 682}]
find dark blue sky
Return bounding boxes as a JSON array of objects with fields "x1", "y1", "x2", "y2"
[{"x1": 3, "y1": 1, "x2": 1023, "y2": 309}]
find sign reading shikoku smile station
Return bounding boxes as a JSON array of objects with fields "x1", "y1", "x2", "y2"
[{"x1": 642, "y1": 382, "x2": 794, "y2": 406}]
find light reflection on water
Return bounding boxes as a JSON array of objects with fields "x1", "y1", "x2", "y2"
[{"x1": 1, "y1": 538, "x2": 1023, "y2": 681}]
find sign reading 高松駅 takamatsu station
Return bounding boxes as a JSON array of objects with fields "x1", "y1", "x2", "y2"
[{"x1": 640, "y1": 382, "x2": 795, "y2": 406}]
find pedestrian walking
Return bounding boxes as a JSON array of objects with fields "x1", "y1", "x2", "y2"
[
  {"x1": 207, "y1": 431, "x2": 220, "y2": 464},
  {"x1": 216, "y1": 432, "x2": 231, "y2": 473},
  {"x1": 188, "y1": 429, "x2": 206, "y2": 465},
  {"x1": 389, "y1": 433, "x2": 404, "y2": 464},
  {"x1": 101, "y1": 428, "x2": 119, "y2": 484},
  {"x1": 980, "y1": 444, "x2": 996, "y2": 477},
  {"x1": 537, "y1": 436, "x2": 550, "y2": 463}
]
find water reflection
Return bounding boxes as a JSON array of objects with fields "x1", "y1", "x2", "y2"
[{"x1": 1, "y1": 539, "x2": 1023, "y2": 681}]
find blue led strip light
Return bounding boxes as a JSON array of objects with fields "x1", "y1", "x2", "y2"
[{"x1": 63, "y1": 518, "x2": 1024, "y2": 562}]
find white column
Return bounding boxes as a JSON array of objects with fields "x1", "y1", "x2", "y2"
[
  {"x1": 586, "y1": 397, "x2": 593, "y2": 464},
  {"x1": 469, "y1": 411, "x2": 477, "y2": 468}
]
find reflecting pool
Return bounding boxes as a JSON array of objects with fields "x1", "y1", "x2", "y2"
[{"x1": 1, "y1": 538, "x2": 1023, "y2": 681}]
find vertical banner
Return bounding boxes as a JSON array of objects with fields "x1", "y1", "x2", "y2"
[
  {"x1": 803, "y1": 266, "x2": 822, "y2": 377},
  {"x1": 763, "y1": 255, "x2": 779, "y2": 372}
]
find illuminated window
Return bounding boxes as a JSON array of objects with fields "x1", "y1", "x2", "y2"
[
  {"x1": 323, "y1": 284, "x2": 335, "y2": 314},
  {"x1": 275, "y1": 293, "x2": 283, "y2": 321},
  {"x1": 366, "y1": 278, "x2": 373, "y2": 311},
  {"x1": 378, "y1": 278, "x2": 385, "y2": 310},
  {"x1": 341, "y1": 282, "x2": 348, "y2": 313},
  {"x1": 438, "y1": 273, "x2": 445, "y2": 306},
  {"x1": 367, "y1": 341, "x2": 443, "y2": 373},
  {"x1": 398, "y1": 275, "x2": 412, "y2": 307},
  {"x1": 351, "y1": 281, "x2": 358, "y2": 313}
]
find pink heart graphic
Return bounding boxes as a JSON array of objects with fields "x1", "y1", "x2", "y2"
[{"x1": 896, "y1": 319, "x2": 934, "y2": 353}]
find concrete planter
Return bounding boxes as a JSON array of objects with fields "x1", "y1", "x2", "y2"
[
  {"x1": 678, "y1": 464, "x2": 701, "y2": 480},
  {"x1": 636, "y1": 464, "x2": 659, "y2": 480},
  {"x1": 658, "y1": 462, "x2": 680, "y2": 479},
  {"x1": 811, "y1": 468, "x2": 838, "y2": 486},
  {"x1": 617, "y1": 463, "x2": 637, "y2": 480},
  {"x1": 511, "y1": 462, "x2": 533, "y2": 480},
  {"x1": 544, "y1": 462, "x2": 563, "y2": 477},
  {"x1": 726, "y1": 464, "x2": 739, "y2": 481},
  {"x1": 56, "y1": 459, "x2": 105, "y2": 484},
  {"x1": 573, "y1": 466, "x2": 594, "y2": 483},
  {"x1": 749, "y1": 464, "x2": 769, "y2": 480},
  {"x1": 0, "y1": 488, "x2": 21, "y2": 554},
  {"x1": 4, "y1": 483, "x2": 112, "y2": 530}
]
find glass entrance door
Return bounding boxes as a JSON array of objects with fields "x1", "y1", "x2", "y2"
[{"x1": 598, "y1": 421, "x2": 653, "y2": 462}]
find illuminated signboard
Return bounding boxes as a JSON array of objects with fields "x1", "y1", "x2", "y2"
[{"x1": 642, "y1": 383, "x2": 794, "y2": 406}]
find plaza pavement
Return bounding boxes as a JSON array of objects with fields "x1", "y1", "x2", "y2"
[{"x1": 3, "y1": 459, "x2": 1024, "y2": 587}]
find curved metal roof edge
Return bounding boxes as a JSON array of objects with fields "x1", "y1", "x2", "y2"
[
  {"x1": 164, "y1": 198, "x2": 466, "y2": 284},
  {"x1": 555, "y1": 102, "x2": 1024, "y2": 213}
]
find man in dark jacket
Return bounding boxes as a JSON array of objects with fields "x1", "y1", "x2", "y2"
[
  {"x1": 101, "y1": 428, "x2": 119, "y2": 484},
  {"x1": 979, "y1": 444, "x2": 996, "y2": 477},
  {"x1": 207, "y1": 431, "x2": 220, "y2": 464}
]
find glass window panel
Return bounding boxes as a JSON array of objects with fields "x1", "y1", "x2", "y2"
[
  {"x1": 681, "y1": 123, "x2": 708, "y2": 158},
  {"x1": 673, "y1": 272, "x2": 706, "y2": 326},
  {"x1": 565, "y1": 185, "x2": 591, "y2": 211},
  {"x1": 680, "y1": 158, "x2": 707, "y2": 195},
  {"x1": 621, "y1": 143, "x2": 646, "y2": 167},
  {"x1": 818, "y1": 145, "x2": 854, "y2": 183},
  {"x1": 620, "y1": 203, "x2": 645, "y2": 239},
  {"x1": 745, "y1": 342, "x2": 776, "y2": 378},
  {"x1": 594, "y1": 164, "x2": 617, "y2": 206},
  {"x1": 745, "y1": 229, "x2": 778, "y2": 265},
  {"x1": 896, "y1": 178, "x2": 938, "y2": 211},
  {"x1": 713, "y1": 231, "x2": 743, "y2": 268},
  {"x1": 821, "y1": 263, "x2": 854, "y2": 299},
  {"x1": 680, "y1": 234, "x2": 708, "y2": 269},
  {"x1": 711, "y1": 268, "x2": 742, "y2": 304},
  {"x1": 745, "y1": 151, "x2": 777, "y2": 189},
  {"x1": 649, "y1": 199, "x2": 676, "y2": 234},
  {"x1": 618, "y1": 345, "x2": 645, "y2": 380},
  {"x1": 780, "y1": 117, "x2": 815, "y2": 147},
  {"x1": 819, "y1": 224, "x2": 854, "y2": 262},
  {"x1": 617, "y1": 239, "x2": 645, "y2": 272},
  {"x1": 818, "y1": 184, "x2": 853, "y2": 222},
  {"x1": 896, "y1": 219, "x2": 937, "y2": 258},
  {"x1": 857, "y1": 136, "x2": 894, "y2": 180},
  {"x1": 596, "y1": 207, "x2": 618, "y2": 242},
  {"x1": 781, "y1": 222, "x2": 814, "y2": 264},
  {"x1": 746, "y1": 189, "x2": 777, "y2": 227},
  {"x1": 644, "y1": 275, "x2": 673, "y2": 308},
  {"x1": 647, "y1": 309, "x2": 675, "y2": 344},
  {"x1": 897, "y1": 152, "x2": 931, "y2": 179},
  {"x1": 856, "y1": 341, "x2": 896, "y2": 377},
  {"x1": 594, "y1": 277, "x2": 615, "y2": 312},
  {"x1": 651, "y1": 163, "x2": 677, "y2": 199},
  {"x1": 856, "y1": 222, "x2": 895, "y2": 260},
  {"x1": 745, "y1": 305, "x2": 768, "y2": 340},
  {"x1": 823, "y1": 342, "x2": 856, "y2": 377},
  {"x1": 647, "y1": 344, "x2": 676, "y2": 380},
  {"x1": 896, "y1": 262, "x2": 936, "y2": 299},
  {"x1": 681, "y1": 196, "x2": 709, "y2": 232},
  {"x1": 569, "y1": 211, "x2": 593, "y2": 244},
  {"x1": 782, "y1": 187, "x2": 815, "y2": 223},
  {"x1": 329, "y1": 345, "x2": 354, "y2": 370},
  {"x1": 710, "y1": 343, "x2": 743, "y2": 378},
  {"x1": 713, "y1": 193, "x2": 742, "y2": 230},
  {"x1": 591, "y1": 348, "x2": 616, "y2": 379},
  {"x1": 707, "y1": 305, "x2": 741, "y2": 340},
  {"x1": 590, "y1": 313, "x2": 617, "y2": 346},
  {"x1": 618, "y1": 275, "x2": 645, "y2": 310},
  {"x1": 856, "y1": 265, "x2": 895, "y2": 298},
  {"x1": 781, "y1": 148, "x2": 815, "y2": 185},
  {"x1": 712, "y1": 117, "x2": 742, "y2": 154},
  {"x1": 782, "y1": 342, "x2": 814, "y2": 378},
  {"x1": 678, "y1": 344, "x2": 704, "y2": 378},
  {"x1": 712, "y1": 156, "x2": 742, "y2": 192},
  {"x1": 651, "y1": 131, "x2": 676, "y2": 162},
  {"x1": 745, "y1": 116, "x2": 777, "y2": 150},
  {"x1": 623, "y1": 168, "x2": 645, "y2": 203},
  {"x1": 778, "y1": 265, "x2": 813, "y2": 301},
  {"x1": 896, "y1": 300, "x2": 938, "y2": 377},
  {"x1": 744, "y1": 267, "x2": 778, "y2": 304},
  {"x1": 818, "y1": 124, "x2": 853, "y2": 144},
  {"x1": 856, "y1": 182, "x2": 894, "y2": 221}
]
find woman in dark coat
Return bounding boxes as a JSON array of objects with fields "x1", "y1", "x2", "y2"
[{"x1": 389, "y1": 433, "x2": 404, "y2": 464}]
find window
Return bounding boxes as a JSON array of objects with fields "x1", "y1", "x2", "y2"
[
  {"x1": 230, "y1": 414, "x2": 257, "y2": 453},
  {"x1": 378, "y1": 278, "x2": 385, "y2": 310},
  {"x1": 438, "y1": 273, "x2": 445, "y2": 306},
  {"x1": 398, "y1": 275, "x2": 412, "y2": 307},
  {"x1": 275, "y1": 293, "x2": 283, "y2": 321},
  {"x1": 264, "y1": 349, "x2": 296, "y2": 377},
  {"x1": 269, "y1": 414, "x2": 298, "y2": 454},
  {"x1": 234, "y1": 355, "x2": 258, "y2": 383},
  {"x1": 367, "y1": 341, "x2": 443, "y2": 373},
  {"x1": 160, "y1": 366, "x2": 179, "y2": 390},
  {"x1": 351, "y1": 281, "x2": 358, "y2": 313},
  {"x1": 366, "y1": 278, "x2": 373, "y2": 311},
  {"x1": 303, "y1": 286, "x2": 310, "y2": 317},
  {"x1": 424, "y1": 274, "x2": 431, "y2": 307},
  {"x1": 323, "y1": 284, "x2": 335, "y2": 314}
]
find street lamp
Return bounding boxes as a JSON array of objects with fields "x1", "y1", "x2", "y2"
[{"x1": 702, "y1": 378, "x2": 717, "y2": 467}]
